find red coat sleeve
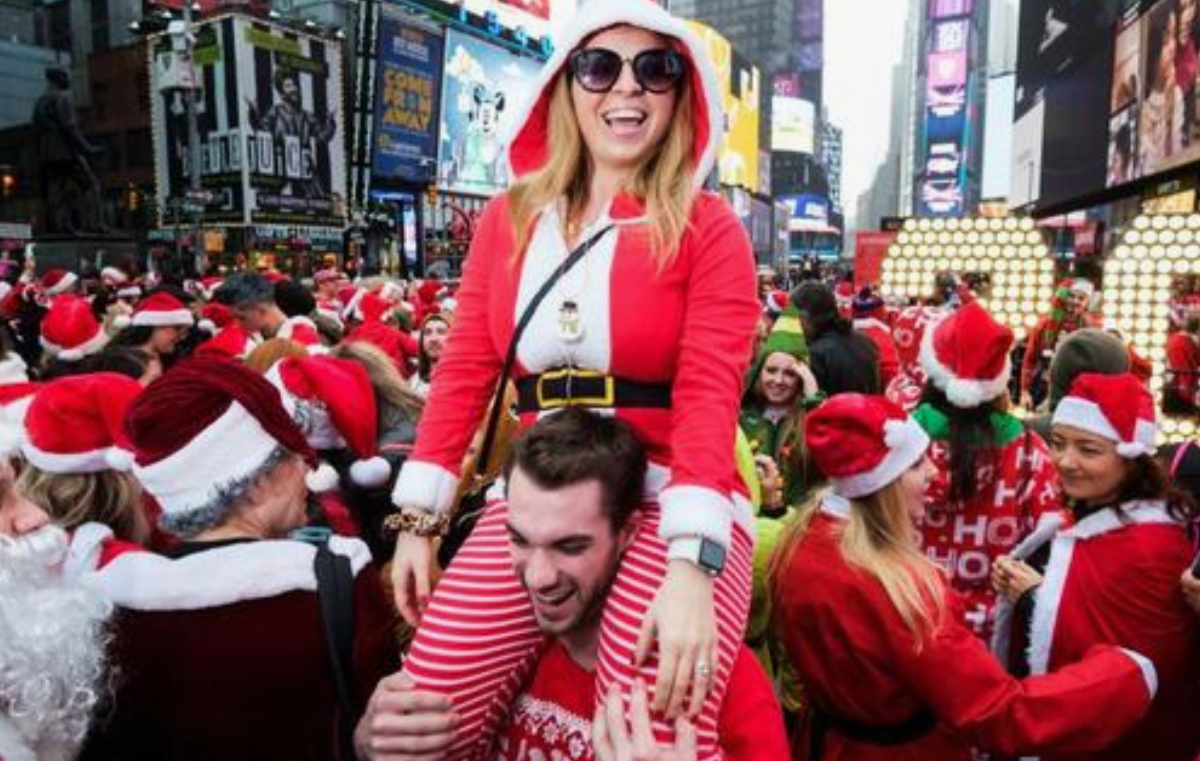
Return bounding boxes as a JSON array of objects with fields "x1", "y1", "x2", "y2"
[
  {"x1": 392, "y1": 197, "x2": 512, "y2": 512},
  {"x1": 718, "y1": 646, "x2": 791, "y2": 761},
  {"x1": 894, "y1": 600, "x2": 1153, "y2": 757},
  {"x1": 658, "y1": 196, "x2": 759, "y2": 545}
]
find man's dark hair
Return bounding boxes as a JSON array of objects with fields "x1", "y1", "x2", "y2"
[
  {"x1": 213, "y1": 272, "x2": 275, "y2": 309},
  {"x1": 504, "y1": 408, "x2": 646, "y2": 532},
  {"x1": 274, "y1": 278, "x2": 316, "y2": 318},
  {"x1": 273, "y1": 68, "x2": 298, "y2": 95},
  {"x1": 45, "y1": 66, "x2": 70, "y2": 88},
  {"x1": 791, "y1": 281, "x2": 850, "y2": 339}
]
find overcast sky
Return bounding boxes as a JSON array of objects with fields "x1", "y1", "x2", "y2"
[{"x1": 825, "y1": 0, "x2": 913, "y2": 231}]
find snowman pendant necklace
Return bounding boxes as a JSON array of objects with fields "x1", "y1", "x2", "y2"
[{"x1": 557, "y1": 213, "x2": 588, "y2": 344}]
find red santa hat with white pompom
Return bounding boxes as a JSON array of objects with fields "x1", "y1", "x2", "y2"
[
  {"x1": 113, "y1": 291, "x2": 194, "y2": 330},
  {"x1": 1052, "y1": 372, "x2": 1157, "y2": 458},
  {"x1": 919, "y1": 300, "x2": 1015, "y2": 409},
  {"x1": 20, "y1": 373, "x2": 142, "y2": 473},
  {"x1": 805, "y1": 393, "x2": 931, "y2": 499},
  {"x1": 265, "y1": 355, "x2": 391, "y2": 490}
]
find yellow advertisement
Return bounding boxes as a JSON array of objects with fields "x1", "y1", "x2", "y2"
[{"x1": 685, "y1": 21, "x2": 760, "y2": 193}]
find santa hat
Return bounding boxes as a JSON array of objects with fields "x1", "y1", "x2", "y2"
[
  {"x1": 313, "y1": 268, "x2": 341, "y2": 286},
  {"x1": 194, "y1": 323, "x2": 258, "y2": 361},
  {"x1": 116, "y1": 283, "x2": 143, "y2": 300},
  {"x1": 834, "y1": 280, "x2": 855, "y2": 305},
  {"x1": 1052, "y1": 372, "x2": 1156, "y2": 458},
  {"x1": 113, "y1": 291, "x2": 194, "y2": 330},
  {"x1": 40, "y1": 268, "x2": 78, "y2": 296},
  {"x1": 359, "y1": 291, "x2": 393, "y2": 324},
  {"x1": 764, "y1": 290, "x2": 790, "y2": 316},
  {"x1": 265, "y1": 355, "x2": 390, "y2": 489},
  {"x1": 805, "y1": 394, "x2": 930, "y2": 499},
  {"x1": 125, "y1": 357, "x2": 319, "y2": 533},
  {"x1": 199, "y1": 276, "x2": 224, "y2": 300},
  {"x1": 0, "y1": 381, "x2": 39, "y2": 458},
  {"x1": 919, "y1": 301, "x2": 1014, "y2": 408},
  {"x1": 197, "y1": 302, "x2": 232, "y2": 334},
  {"x1": 340, "y1": 287, "x2": 366, "y2": 323},
  {"x1": 416, "y1": 279, "x2": 445, "y2": 305},
  {"x1": 41, "y1": 295, "x2": 108, "y2": 361},
  {"x1": 100, "y1": 266, "x2": 129, "y2": 286},
  {"x1": 277, "y1": 315, "x2": 327, "y2": 354},
  {"x1": 21, "y1": 373, "x2": 141, "y2": 473},
  {"x1": 1066, "y1": 277, "x2": 1094, "y2": 298}
]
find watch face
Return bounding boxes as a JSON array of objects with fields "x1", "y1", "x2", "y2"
[{"x1": 699, "y1": 538, "x2": 726, "y2": 573}]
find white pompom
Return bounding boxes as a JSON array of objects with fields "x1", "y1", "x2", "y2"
[
  {"x1": 113, "y1": 314, "x2": 132, "y2": 330},
  {"x1": 305, "y1": 462, "x2": 340, "y2": 492},
  {"x1": 198, "y1": 319, "x2": 216, "y2": 334},
  {"x1": 105, "y1": 447, "x2": 136, "y2": 471},
  {"x1": 349, "y1": 456, "x2": 391, "y2": 487}
]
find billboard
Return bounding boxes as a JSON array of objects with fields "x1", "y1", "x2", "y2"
[
  {"x1": 372, "y1": 18, "x2": 443, "y2": 182},
  {"x1": 917, "y1": 0, "x2": 975, "y2": 216},
  {"x1": 772, "y1": 96, "x2": 815, "y2": 154},
  {"x1": 150, "y1": 16, "x2": 346, "y2": 227},
  {"x1": 437, "y1": 29, "x2": 540, "y2": 196},
  {"x1": 780, "y1": 193, "x2": 831, "y2": 232},
  {"x1": 685, "y1": 21, "x2": 761, "y2": 192}
]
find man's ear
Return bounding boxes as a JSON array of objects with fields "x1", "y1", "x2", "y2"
[{"x1": 616, "y1": 510, "x2": 642, "y2": 554}]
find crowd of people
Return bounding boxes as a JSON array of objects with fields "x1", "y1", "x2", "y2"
[{"x1": 2, "y1": 2, "x2": 1200, "y2": 760}]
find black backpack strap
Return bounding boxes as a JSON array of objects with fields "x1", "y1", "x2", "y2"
[{"x1": 314, "y1": 540, "x2": 358, "y2": 761}]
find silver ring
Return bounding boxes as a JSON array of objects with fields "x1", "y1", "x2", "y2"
[{"x1": 695, "y1": 663, "x2": 711, "y2": 679}]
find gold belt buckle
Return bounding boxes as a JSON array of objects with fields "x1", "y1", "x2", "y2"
[{"x1": 535, "y1": 368, "x2": 615, "y2": 408}]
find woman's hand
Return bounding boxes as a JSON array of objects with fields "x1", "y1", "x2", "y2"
[
  {"x1": 991, "y1": 555, "x2": 1043, "y2": 603},
  {"x1": 391, "y1": 532, "x2": 436, "y2": 625},
  {"x1": 795, "y1": 362, "x2": 820, "y2": 398},
  {"x1": 754, "y1": 455, "x2": 783, "y2": 511},
  {"x1": 635, "y1": 560, "x2": 718, "y2": 720},
  {"x1": 593, "y1": 680, "x2": 696, "y2": 761}
]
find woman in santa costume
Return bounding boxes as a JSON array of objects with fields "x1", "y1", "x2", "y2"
[
  {"x1": 912, "y1": 300, "x2": 1063, "y2": 643},
  {"x1": 770, "y1": 393, "x2": 1157, "y2": 761},
  {"x1": 386, "y1": 1, "x2": 759, "y2": 756},
  {"x1": 992, "y1": 372, "x2": 1200, "y2": 761},
  {"x1": 109, "y1": 291, "x2": 195, "y2": 366}
]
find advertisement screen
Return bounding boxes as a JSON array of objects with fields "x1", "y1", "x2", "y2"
[
  {"x1": 772, "y1": 96, "x2": 816, "y2": 154},
  {"x1": 372, "y1": 18, "x2": 443, "y2": 182},
  {"x1": 780, "y1": 193, "x2": 831, "y2": 232},
  {"x1": 437, "y1": 29, "x2": 541, "y2": 196},
  {"x1": 686, "y1": 22, "x2": 760, "y2": 191},
  {"x1": 151, "y1": 16, "x2": 346, "y2": 226},
  {"x1": 929, "y1": 0, "x2": 974, "y2": 18}
]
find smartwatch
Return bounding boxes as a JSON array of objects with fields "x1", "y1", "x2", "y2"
[{"x1": 667, "y1": 536, "x2": 727, "y2": 576}]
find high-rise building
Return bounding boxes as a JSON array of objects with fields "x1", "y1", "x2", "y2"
[{"x1": 818, "y1": 118, "x2": 842, "y2": 209}]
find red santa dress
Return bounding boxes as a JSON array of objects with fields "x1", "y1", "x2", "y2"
[
  {"x1": 774, "y1": 496, "x2": 1156, "y2": 761},
  {"x1": 389, "y1": 3, "x2": 760, "y2": 758},
  {"x1": 1005, "y1": 501, "x2": 1200, "y2": 761}
]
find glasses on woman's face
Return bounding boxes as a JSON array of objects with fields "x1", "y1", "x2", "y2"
[{"x1": 568, "y1": 47, "x2": 686, "y2": 94}]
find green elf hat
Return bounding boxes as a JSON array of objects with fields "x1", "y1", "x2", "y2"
[{"x1": 762, "y1": 302, "x2": 809, "y2": 362}]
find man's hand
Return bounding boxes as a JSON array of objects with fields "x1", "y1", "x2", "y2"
[
  {"x1": 355, "y1": 673, "x2": 458, "y2": 761},
  {"x1": 1181, "y1": 566, "x2": 1200, "y2": 614},
  {"x1": 593, "y1": 680, "x2": 697, "y2": 761}
]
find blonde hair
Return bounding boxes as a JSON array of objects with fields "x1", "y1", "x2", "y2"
[
  {"x1": 17, "y1": 465, "x2": 149, "y2": 545},
  {"x1": 330, "y1": 340, "x2": 425, "y2": 421},
  {"x1": 770, "y1": 483, "x2": 946, "y2": 645},
  {"x1": 507, "y1": 49, "x2": 699, "y2": 271}
]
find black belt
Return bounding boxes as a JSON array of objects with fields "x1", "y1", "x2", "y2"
[
  {"x1": 515, "y1": 368, "x2": 672, "y2": 413},
  {"x1": 810, "y1": 702, "x2": 937, "y2": 757}
]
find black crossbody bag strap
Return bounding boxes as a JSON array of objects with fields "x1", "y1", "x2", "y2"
[
  {"x1": 473, "y1": 224, "x2": 616, "y2": 470},
  {"x1": 314, "y1": 540, "x2": 358, "y2": 761}
]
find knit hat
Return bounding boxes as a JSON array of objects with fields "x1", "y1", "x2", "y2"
[
  {"x1": 21, "y1": 373, "x2": 141, "y2": 473},
  {"x1": 40, "y1": 268, "x2": 78, "y2": 296},
  {"x1": 919, "y1": 301, "x2": 1014, "y2": 408},
  {"x1": 759, "y1": 302, "x2": 809, "y2": 362},
  {"x1": 805, "y1": 394, "x2": 930, "y2": 498},
  {"x1": 1046, "y1": 328, "x2": 1130, "y2": 410},
  {"x1": 113, "y1": 291, "x2": 194, "y2": 330},
  {"x1": 125, "y1": 357, "x2": 318, "y2": 533},
  {"x1": 277, "y1": 315, "x2": 326, "y2": 353},
  {"x1": 265, "y1": 355, "x2": 390, "y2": 489},
  {"x1": 851, "y1": 287, "x2": 885, "y2": 319},
  {"x1": 40, "y1": 295, "x2": 108, "y2": 361},
  {"x1": 197, "y1": 302, "x2": 233, "y2": 334},
  {"x1": 1052, "y1": 372, "x2": 1156, "y2": 458},
  {"x1": 0, "y1": 382, "x2": 38, "y2": 458}
]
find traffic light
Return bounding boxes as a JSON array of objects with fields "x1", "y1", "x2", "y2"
[{"x1": 0, "y1": 171, "x2": 15, "y2": 198}]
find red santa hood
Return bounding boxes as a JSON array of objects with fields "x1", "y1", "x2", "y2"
[{"x1": 505, "y1": 0, "x2": 724, "y2": 191}]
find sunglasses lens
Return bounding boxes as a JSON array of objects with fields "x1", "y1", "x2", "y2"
[
  {"x1": 572, "y1": 49, "x2": 622, "y2": 92},
  {"x1": 635, "y1": 50, "x2": 684, "y2": 92}
]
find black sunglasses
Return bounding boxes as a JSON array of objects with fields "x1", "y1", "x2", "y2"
[{"x1": 568, "y1": 47, "x2": 686, "y2": 94}]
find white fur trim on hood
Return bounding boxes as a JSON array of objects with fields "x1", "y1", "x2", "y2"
[
  {"x1": 81, "y1": 535, "x2": 373, "y2": 611},
  {"x1": 0, "y1": 354, "x2": 28, "y2": 384},
  {"x1": 505, "y1": 0, "x2": 725, "y2": 191}
]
